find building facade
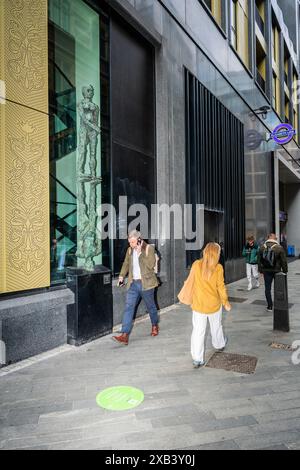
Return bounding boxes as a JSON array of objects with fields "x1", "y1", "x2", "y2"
[{"x1": 0, "y1": 0, "x2": 300, "y2": 365}]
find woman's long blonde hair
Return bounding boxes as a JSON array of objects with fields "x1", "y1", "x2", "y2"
[{"x1": 201, "y1": 243, "x2": 221, "y2": 280}]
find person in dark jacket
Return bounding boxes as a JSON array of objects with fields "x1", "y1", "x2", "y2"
[
  {"x1": 242, "y1": 235, "x2": 260, "y2": 291},
  {"x1": 257, "y1": 233, "x2": 288, "y2": 312}
]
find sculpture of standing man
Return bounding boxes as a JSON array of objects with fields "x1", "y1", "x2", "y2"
[
  {"x1": 77, "y1": 84, "x2": 100, "y2": 178},
  {"x1": 76, "y1": 85, "x2": 102, "y2": 270}
]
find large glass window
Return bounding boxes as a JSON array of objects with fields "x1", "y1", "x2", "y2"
[
  {"x1": 272, "y1": 72, "x2": 277, "y2": 109},
  {"x1": 255, "y1": 0, "x2": 265, "y2": 37},
  {"x1": 256, "y1": 38, "x2": 266, "y2": 93},
  {"x1": 272, "y1": 21, "x2": 280, "y2": 65},
  {"x1": 48, "y1": 0, "x2": 109, "y2": 283},
  {"x1": 203, "y1": 0, "x2": 225, "y2": 31},
  {"x1": 271, "y1": 19, "x2": 281, "y2": 115},
  {"x1": 231, "y1": 0, "x2": 238, "y2": 49},
  {"x1": 245, "y1": 150, "x2": 274, "y2": 244},
  {"x1": 231, "y1": 0, "x2": 250, "y2": 69}
]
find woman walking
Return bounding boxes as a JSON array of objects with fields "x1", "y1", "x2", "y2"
[{"x1": 178, "y1": 243, "x2": 231, "y2": 368}]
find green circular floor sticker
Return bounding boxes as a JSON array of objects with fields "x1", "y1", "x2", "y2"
[{"x1": 96, "y1": 386, "x2": 144, "y2": 411}]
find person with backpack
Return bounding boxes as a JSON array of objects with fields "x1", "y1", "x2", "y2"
[
  {"x1": 112, "y1": 230, "x2": 159, "y2": 346},
  {"x1": 257, "y1": 233, "x2": 288, "y2": 312},
  {"x1": 242, "y1": 235, "x2": 260, "y2": 291}
]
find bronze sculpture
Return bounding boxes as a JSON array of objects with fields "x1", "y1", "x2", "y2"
[{"x1": 76, "y1": 85, "x2": 102, "y2": 270}]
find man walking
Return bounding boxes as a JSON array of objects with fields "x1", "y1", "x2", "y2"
[
  {"x1": 112, "y1": 230, "x2": 159, "y2": 345},
  {"x1": 242, "y1": 235, "x2": 260, "y2": 291},
  {"x1": 257, "y1": 233, "x2": 288, "y2": 312}
]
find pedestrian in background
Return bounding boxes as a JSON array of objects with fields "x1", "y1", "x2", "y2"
[
  {"x1": 178, "y1": 242, "x2": 231, "y2": 368},
  {"x1": 242, "y1": 235, "x2": 260, "y2": 291},
  {"x1": 257, "y1": 233, "x2": 288, "y2": 312}
]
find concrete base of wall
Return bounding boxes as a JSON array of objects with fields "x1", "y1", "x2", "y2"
[
  {"x1": 0, "y1": 289, "x2": 74, "y2": 366},
  {"x1": 225, "y1": 258, "x2": 246, "y2": 284}
]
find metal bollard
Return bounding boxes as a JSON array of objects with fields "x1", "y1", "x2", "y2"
[{"x1": 273, "y1": 272, "x2": 289, "y2": 332}]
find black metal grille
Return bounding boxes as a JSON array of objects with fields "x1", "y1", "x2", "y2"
[
  {"x1": 269, "y1": 342, "x2": 297, "y2": 352},
  {"x1": 206, "y1": 352, "x2": 258, "y2": 374},
  {"x1": 185, "y1": 69, "x2": 245, "y2": 263}
]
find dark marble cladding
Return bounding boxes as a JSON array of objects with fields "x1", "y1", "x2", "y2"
[
  {"x1": 0, "y1": 289, "x2": 74, "y2": 321},
  {"x1": 0, "y1": 289, "x2": 74, "y2": 365},
  {"x1": 3, "y1": 306, "x2": 67, "y2": 364},
  {"x1": 224, "y1": 258, "x2": 246, "y2": 285}
]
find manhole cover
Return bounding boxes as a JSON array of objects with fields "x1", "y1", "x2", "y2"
[
  {"x1": 96, "y1": 386, "x2": 144, "y2": 411},
  {"x1": 269, "y1": 342, "x2": 297, "y2": 351},
  {"x1": 206, "y1": 352, "x2": 258, "y2": 374}
]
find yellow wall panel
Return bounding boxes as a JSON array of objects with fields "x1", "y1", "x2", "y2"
[
  {"x1": 0, "y1": 0, "x2": 48, "y2": 114},
  {"x1": 0, "y1": 0, "x2": 49, "y2": 293}
]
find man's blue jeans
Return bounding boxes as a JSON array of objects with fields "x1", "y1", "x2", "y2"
[
  {"x1": 121, "y1": 281, "x2": 158, "y2": 334},
  {"x1": 264, "y1": 271, "x2": 275, "y2": 309}
]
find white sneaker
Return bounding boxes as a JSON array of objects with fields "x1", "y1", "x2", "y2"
[
  {"x1": 192, "y1": 360, "x2": 205, "y2": 368},
  {"x1": 255, "y1": 282, "x2": 260, "y2": 288},
  {"x1": 247, "y1": 285, "x2": 252, "y2": 291},
  {"x1": 215, "y1": 336, "x2": 228, "y2": 352}
]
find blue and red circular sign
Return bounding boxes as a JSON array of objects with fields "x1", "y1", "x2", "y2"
[{"x1": 271, "y1": 123, "x2": 296, "y2": 145}]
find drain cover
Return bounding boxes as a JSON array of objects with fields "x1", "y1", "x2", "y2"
[
  {"x1": 206, "y1": 352, "x2": 258, "y2": 374},
  {"x1": 269, "y1": 342, "x2": 297, "y2": 351}
]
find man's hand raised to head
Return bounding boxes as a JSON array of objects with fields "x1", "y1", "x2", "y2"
[{"x1": 135, "y1": 244, "x2": 142, "y2": 256}]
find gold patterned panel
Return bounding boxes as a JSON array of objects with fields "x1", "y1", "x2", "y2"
[
  {"x1": 0, "y1": 0, "x2": 49, "y2": 293},
  {"x1": 2, "y1": 0, "x2": 48, "y2": 113},
  {"x1": 0, "y1": 2, "x2": 5, "y2": 294}
]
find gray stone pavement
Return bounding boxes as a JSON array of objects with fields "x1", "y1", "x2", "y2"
[{"x1": 1, "y1": 261, "x2": 300, "y2": 450}]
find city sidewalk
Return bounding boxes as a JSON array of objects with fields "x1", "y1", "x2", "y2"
[{"x1": 1, "y1": 261, "x2": 300, "y2": 450}]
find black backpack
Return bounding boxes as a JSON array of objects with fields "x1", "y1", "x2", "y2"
[{"x1": 261, "y1": 244, "x2": 276, "y2": 268}]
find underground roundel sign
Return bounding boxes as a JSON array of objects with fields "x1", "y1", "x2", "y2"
[{"x1": 271, "y1": 123, "x2": 296, "y2": 145}]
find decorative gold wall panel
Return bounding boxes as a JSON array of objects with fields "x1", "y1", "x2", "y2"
[{"x1": 0, "y1": 0, "x2": 49, "y2": 293}]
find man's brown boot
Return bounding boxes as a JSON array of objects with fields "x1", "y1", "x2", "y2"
[
  {"x1": 151, "y1": 325, "x2": 159, "y2": 337},
  {"x1": 112, "y1": 333, "x2": 129, "y2": 345}
]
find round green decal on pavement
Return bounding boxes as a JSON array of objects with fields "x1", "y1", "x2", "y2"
[{"x1": 96, "y1": 386, "x2": 144, "y2": 411}]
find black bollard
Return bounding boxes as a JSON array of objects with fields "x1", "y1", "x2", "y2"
[{"x1": 273, "y1": 272, "x2": 289, "y2": 332}]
